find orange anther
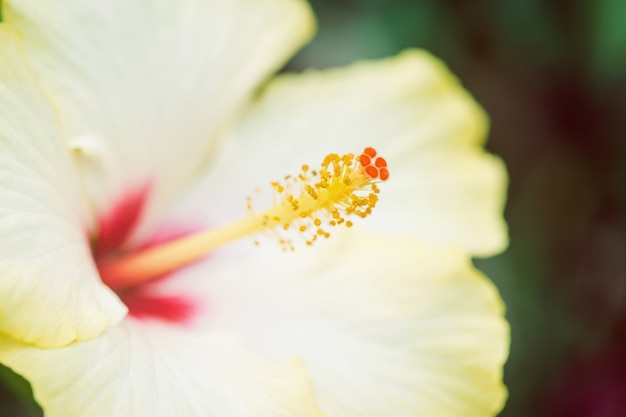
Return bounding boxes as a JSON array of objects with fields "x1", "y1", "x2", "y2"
[
  {"x1": 360, "y1": 154, "x2": 372, "y2": 167},
  {"x1": 379, "y1": 167, "x2": 390, "y2": 181},
  {"x1": 374, "y1": 157, "x2": 387, "y2": 168},
  {"x1": 363, "y1": 147, "x2": 377, "y2": 158},
  {"x1": 364, "y1": 165, "x2": 379, "y2": 179}
]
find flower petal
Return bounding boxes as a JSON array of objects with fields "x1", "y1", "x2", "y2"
[
  {"x1": 0, "y1": 322, "x2": 326, "y2": 417},
  {"x1": 4, "y1": 0, "x2": 316, "y2": 240},
  {"x1": 176, "y1": 232, "x2": 509, "y2": 417},
  {"x1": 196, "y1": 50, "x2": 507, "y2": 256},
  {"x1": 0, "y1": 26, "x2": 126, "y2": 347}
]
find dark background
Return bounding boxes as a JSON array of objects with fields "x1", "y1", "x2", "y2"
[{"x1": 2, "y1": 1, "x2": 626, "y2": 416}]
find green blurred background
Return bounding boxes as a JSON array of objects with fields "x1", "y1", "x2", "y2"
[{"x1": 1, "y1": 0, "x2": 625, "y2": 416}]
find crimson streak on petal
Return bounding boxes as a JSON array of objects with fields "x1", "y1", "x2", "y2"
[
  {"x1": 93, "y1": 183, "x2": 201, "y2": 324},
  {"x1": 93, "y1": 183, "x2": 151, "y2": 257}
]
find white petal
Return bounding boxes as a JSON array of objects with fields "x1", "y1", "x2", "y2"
[
  {"x1": 5, "y1": 0, "x2": 316, "y2": 240},
  {"x1": 192, "y1": 50, "x2": 507, "y2": 256},
  {"x1": 0, "y1": 26, "x2": 126, "y2": 348},
  {"x1": 378, "y1": 149, "x2": 508, "y2": 256},
  {"x1": 174, "y1": 232, "x2": 509, "y2": 417},
  {"x1": 0, "y1": 321, "x2": 326, "y2": 417}
]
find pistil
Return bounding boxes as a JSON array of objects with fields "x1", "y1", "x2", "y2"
[{"x1": 99, "y1": 148, "x2": 389, "y2": 291}]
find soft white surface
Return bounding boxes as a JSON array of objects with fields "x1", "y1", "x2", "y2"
[
  {"x1": 0, "y1": 26, "x2": 125, "y2": 347},
  {"x1": 153, "y1": 231, "x2": 509, "y2": 417},
  {"x1": 5, "y1": 0, "x2": 316, "y2": 242},
  {"x1": 0, "y1": 322, "x2": 325, "y2": 417}
]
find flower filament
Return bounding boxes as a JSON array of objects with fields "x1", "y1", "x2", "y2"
[{"x1": 99, "y1": 147, "x2": 389, "y2": 290}]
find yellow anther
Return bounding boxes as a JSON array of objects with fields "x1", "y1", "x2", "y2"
[{"x1": 247, "y1": 148, "x2": 388, "y2": 249}]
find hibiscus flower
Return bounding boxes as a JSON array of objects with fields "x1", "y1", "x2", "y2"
[{"x1": 0, "y1": 0, "x2": 509, "y2": 416}]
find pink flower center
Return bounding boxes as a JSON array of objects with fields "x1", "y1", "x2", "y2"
[{"x1": 92, "y1": 184, "x2": 199, "y2": 324}]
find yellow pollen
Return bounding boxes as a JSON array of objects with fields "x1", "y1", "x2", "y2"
[{"x1": 100, "y1": 148, "x2": 389, "y2": 290}]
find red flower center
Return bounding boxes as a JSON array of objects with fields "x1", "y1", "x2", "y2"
[{"x1": 92, "y1": 184, "x2": 199, "y2": 324}]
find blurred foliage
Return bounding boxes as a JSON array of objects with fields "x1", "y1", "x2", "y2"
[
  {"x1": 1, "y1": 0, "x2": 625, "y2": 416},
  {"x1": 0, "y1": 364, "x2": 41, "y2": 417},
  {"x1": 590, "y1": 0, "x2": 626, "y2": 82}
]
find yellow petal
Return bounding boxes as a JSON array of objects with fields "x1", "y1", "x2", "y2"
[
  {"x1": 0, "y1": 26, "x2": 126, "y2": 347},
  {"x1": 382, "y1": 149, "x2": 508, "y2": 256},
  {"x1": 185, "y1": 231, "x2": 509, "y2": 417},
  {"x1": 194, "y1": 50, "x2": 507, "y2": 256},
  {"x1": 4, "y1": 0, "x2": 316, "y2": 241},
  {"x1": 0, "y1": 322, "x2": 326, "y2": 417}
]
